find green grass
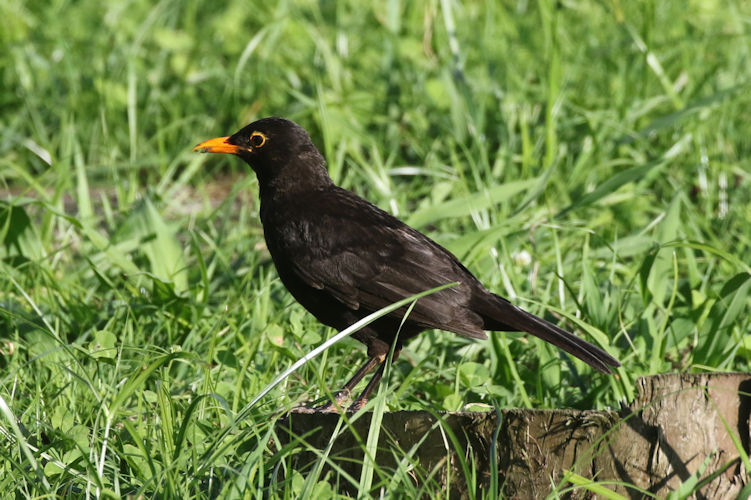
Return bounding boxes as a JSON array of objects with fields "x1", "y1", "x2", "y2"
[{"x1": 1, "y1": 0, "x2": 751, "y2": 497}]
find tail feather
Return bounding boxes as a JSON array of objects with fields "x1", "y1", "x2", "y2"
[{"x1": 478, "y1": 293, "x2": 620, "y2": 374}]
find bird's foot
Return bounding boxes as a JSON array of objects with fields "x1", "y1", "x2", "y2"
[
  {"x1": 347, "y1": 398, "x2": 368, "y2": 412},
  {"x1": 290, "y1": 389, "x2": 351, "y2": 413}
]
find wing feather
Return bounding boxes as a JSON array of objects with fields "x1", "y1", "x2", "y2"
[{"x1": 276, "y1": 187, "x2": 487, "y2": 339}]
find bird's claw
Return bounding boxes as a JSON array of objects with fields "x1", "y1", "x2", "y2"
[
  {"x1": 290, "y1": 389, "x2": 351, "y2": 413},
  {"x1": 347, "y1": 398, "x2": 368, "y2": 412}
]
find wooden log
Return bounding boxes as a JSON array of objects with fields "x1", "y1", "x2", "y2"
[
  {"x1": 278, "y1": 373, "x2": 750, "y2": 498},
  {"x1": 605, "y1": 373, "x2": 750, "y2": 498}
]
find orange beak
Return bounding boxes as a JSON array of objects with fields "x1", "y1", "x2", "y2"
[{"x1": 192, "y1": 136, "x2": 241, "y2": 154}]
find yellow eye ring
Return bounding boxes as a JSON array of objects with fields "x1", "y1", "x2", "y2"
[{"x1": 249, "y1": 131, "x2": 267, "y2": 148}]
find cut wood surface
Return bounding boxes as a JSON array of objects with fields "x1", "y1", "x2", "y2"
[{"x1": 278, "y1": 373, "x2": 750, "y2": 498}]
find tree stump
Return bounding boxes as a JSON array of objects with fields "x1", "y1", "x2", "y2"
[{"x1": 277, "y1": 373, "x2": 750, "y2": 498}]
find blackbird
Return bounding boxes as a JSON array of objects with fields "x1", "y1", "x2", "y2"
[{"x1": 194, "y1": 117, "x2": 619, "y2": 411}]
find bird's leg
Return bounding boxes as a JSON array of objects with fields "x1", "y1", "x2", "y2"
[
  {"x1": 347, "y1": 361, "x2": 386, "y2": 412},
  {"x1": 339, "y1": 354, "x2": 384, "y2": 394},
  {"x1": 302, "y1": 355, "x2": 383, "y2": 413},
  {"x1": 348, "y1": 346, "x2": 404, "y2": 411}
]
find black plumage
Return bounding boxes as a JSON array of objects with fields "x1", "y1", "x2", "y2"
[{"x1": 194, "y1": 117, "x2": 620, "y2": 411}]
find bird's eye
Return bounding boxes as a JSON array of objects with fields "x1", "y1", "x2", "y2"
[{"x1": 249, "y1": 131, "x2": 267, "y2": 148}]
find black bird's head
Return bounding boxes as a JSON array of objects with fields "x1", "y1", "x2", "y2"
[{"x1": 193, "y1": 117, "x2": 331, "y2": 192}]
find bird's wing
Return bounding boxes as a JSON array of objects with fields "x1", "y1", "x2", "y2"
[{"x1": 279, "y1": 189, "x2": 488, "y2": 339}]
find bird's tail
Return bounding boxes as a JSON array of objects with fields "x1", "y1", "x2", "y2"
[{"x1": 476, "y1": 293, "x2": 620, "y2": 374}]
